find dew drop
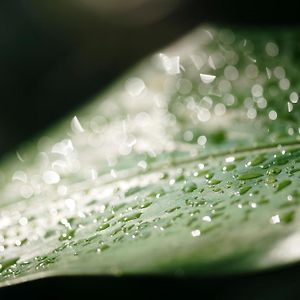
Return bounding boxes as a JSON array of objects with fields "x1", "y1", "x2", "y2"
[
  {"x1": 71, "y1": 116, "x2": 85, "y2": 133},
  {"x1": 159, "y1": 53, "x2": 180, "y2": 75},
  {"x1": 268, "y1": 110, "x2": 277, "y2": 121},
  {"x1": 119, "y1": 212, "x2": 142, "y2": 223},
  {"x1": 200, "y1": 73, "x2": 216, "y2": 84},
  {"x1": 265, "y1": 42, "x2": 279, "y2": 57},
  {"x1": 238, "y1": 172, "x2": 263, "y2": 180},
  {"x1": 97, "y1": 223, "x2": 110, "y2": 231},
  {"x1": 239, "y1": 186, "x2": 251, "y2": 195},
  {"x1": 182, "y1": 182, "x2": 198, "y2": 193},
  {"x1": 125, "y1": 77, "x2": 146, "y2": 96},
  {"x1": 247, "y1": 155, "x2": 267, "y2": 167},
  {"x1": 43, "y1": 170, "x2": 60, "y2": 185},
  {"x1": 191, "y1": 229, "x2": 201, "y2": 237},
  {"x1": 270, "y1": 215, "x2": 280, "y2": 224},
  {"x1": 275, "y1": 180, "x2": 291, "y2": 192}
]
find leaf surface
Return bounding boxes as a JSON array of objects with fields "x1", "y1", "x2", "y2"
[{"x1": 1, "y1": 26, "x2": 300, "y2": 287}]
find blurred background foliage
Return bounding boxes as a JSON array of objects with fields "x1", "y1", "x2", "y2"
[{"x1": 0, "y1": 0, "x2": 299, "y2": 159}]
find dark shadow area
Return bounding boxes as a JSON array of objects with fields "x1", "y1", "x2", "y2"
[{"x1": 2, "y1": 262, "x2": 300, "y2": 300}]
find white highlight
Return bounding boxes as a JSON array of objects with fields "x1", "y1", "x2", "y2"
[
  {"x1": 200, "y1": 73, "x2": 216, "y2": 84},
  {"x1": 71, "y1": 116, "x2": 85, "y2": 133}
]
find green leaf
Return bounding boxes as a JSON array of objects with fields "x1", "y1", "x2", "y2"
[{"x1": 1, "y1": 25, "x2": 300, "y2": 287}]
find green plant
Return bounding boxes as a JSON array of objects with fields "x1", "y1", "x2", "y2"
[{"x1": 0, "y1": 25, "x2": 300, "y2": 288}]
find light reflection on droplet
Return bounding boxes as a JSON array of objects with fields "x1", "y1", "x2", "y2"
[
  {"x1": 202, "y1": 216, "x2": 211, "y2": 222},
  {"x1": 266, "y1": 67, "x2": 272, "y2": 79},
  {"x1": 290, "y1": 92, "x2": 298, "y2": 104},
  {"x1": 200, "y1": 73, "x2": 216, "y2": 84},
  {"x1": 159, "y1": 53, "x2": 180, "y2": 75},
  {"x1": 176, "y1": 78, "x2": 192, "y2": 95},
  {"x1": 19, "y1": 217, "x2": 28, "y2": 226},
  {"x1": 257, "y1": 97, "x2": 267, "y2": 109},
  {"x1": 274, "y1": 66, "x2": 285, "y2": 79},
  {"x1": 12, "y1": 170, "x2": 27, "y2": 183},
  {"x1": 224, "y1": 94, "x2": 235, "y2": 106},
  {"x1": 183, "y1": 130, "x2": 194, "y2": 142},
  {"x1": 71, "y1": 116, "x2": 85, "y2": 133},
  {"x1": 225, "y1": 156, "x2": 235, "y2": 163},
  {"x1": 251, "y1": 84, "x2": 263, "y2": 97},
  {"x1": 52, "y1": 139, "x2": 74, "y2": 156},
  {"x1": 43, "y1": 170, "x2": 60, "y2": 185},
  {"x1": 190, "y1": 54, "x2": 204, "y2": 70},
  {"x1": 57, "y1": 185, "x2": 68, "y2": 196},
  {"x1": 197, "y1": 108, "x2": 211, "y2": 122},
  {"x1": 288, "y1": 127, "x2": 294, "y2": 135},
  {"x1": 288, "y1": 102, "x2": 293, "y2": 113},
  {"x1": 197, "y1": 135, "x2": 207, "y2": 146},
  {"x1": 191, "y1": 229, "x2": 201, "y2": 237},
  {"x1": 16, "y1": 151, "x2": 25, "y2": 162},
  {"x1": 279, "y1": 78, "x2": 290, "y2": 90},
  {"x1": 65, "y1": 198, "x2": 76, "y2": 210},
  {"x1": 208, "y1": 55, "x2": 216, "y2": 70},
  {"x1": 268, "y1": 110, "x2": 277, "y2": 120},
  {"x1": 20, "y1": 185, "x2": 34, "y2": 199},
  {"x1": 265, "y1": 42, "x2": 279, "y2": 57},
  {"x1": 218, "y1": 79, "x2": 232, "y2": 93},
  {"x1": 219, "y1": 29, "x2": 235, "y2": 44},
  {"x1": 245, "y1": 64, "x2": 258, "y2": 79},
  {"x1": 137, "y1": 160, "x2": 147, "y2": 170},
  {"x1": 198, "y1": 163, "x2": 205, "y2": 169},
  {"x1": 224, "y1": 65, "x2": 239, "y2": 81},
  {"x1": 125, "y1": 77, "x2": 146, "y2": 97},
  {"x1": 270, "y1": 214, "x2": 280, "y2": 224},
  {"x1": 247, "y1": 108, "x2": 257, "y2": 119},
  {"x1": 214, "y1": 103, "x2": 226, "y2": 116}
]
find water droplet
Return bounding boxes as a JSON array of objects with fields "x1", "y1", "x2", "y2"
[
  {"x1": 191, "y1": 229, "x2": 201, "y2": 237},
  {"x1": 265, "y1": 42, "x2": 279, "y2": 57},
  {"x1": 139, "y1": 200, "x2": 152, "y2": 209},
  {"x1": 71, "y1": 116, "x2": 85, "y2": 133},
  {"x1": 119, "y1": 212, "x2": 142, "y2": 223},
  {"x1": 266, "y1": 67, "x2": 272, "y2": 79},
  {"x1": 275, "y1": 180, "x2": 291, "y2": 192},
  {"x1": 202, "y1": 216, "x2": 212, "y2": 222},
  {"x1": 159, "y1": 53, "x2": 180, "y2": 75},
  {"x1": 223, "y1": 164, "x2": 236, "y2": 171},
  {"x1": 239, "y1": 186, "x2": 251, "y2": 195},
  {"x1": 281, "y1": 211, "x2": 295, "y2": 224},
  {"x1": 125, "y1": 77, "x2": 146, "y2": 96},
  {"x1": 247, "y1": 155, "x2": 267, "y2": 167},
  {"x1": 165, "y1": 206, "x2": 181, "y2": 213},
  {"x1": 205, "y1": 172, "x2": 214, "y2": 179},
  {"x1": 96, "y1": 244, "x2": 110, "y2": 253},
  {"x1": 182, "y1": 182, "x2": 197, "y2": 193},
  {"x1": 290, "y1": 92, "x2": 298, "y2": 104},
  {"x1": 43, "y1": 170, "x2": 60, "y2": 185},
  {"x1": 207, "y1": 179, "x2": 221, "y2": 186},
  {"x1": 238, "y1": 172, "x2": 263, "y2": 180},
  {"x1": 225, "y1": 156, "x2": 235, "y2": 163},
  {"x1": 12, "y1": 170, "x2": 27, "y2": 183},
  {"x1": 266, "y1": 166, "x2": 281, "y2": 176},
  {"x1": 97, "y1": 223, "x2": 110, "y2": 231},
  {"x1": 270, "y1": 214, "x2": 280, "y2": 224},
  {"x1": 0, "y1": 257, "x2": 19, "y2": 272},
  {"x1": 268, "y1": 110, "x2": 277, "y2": 120},
  {"x1": 200, "y1": 73, "x2": 216, "y2": 84},
  {"x1": 224, "y1": 65, "x2": 239, "y2": 81},
  {"x1": 59, "y1": 229, "x2": 76, "y2": 241}
]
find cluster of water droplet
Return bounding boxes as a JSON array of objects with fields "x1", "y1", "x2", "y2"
[{"x1": 0, "y1": 26, "x2": 300, "y2": 282}]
